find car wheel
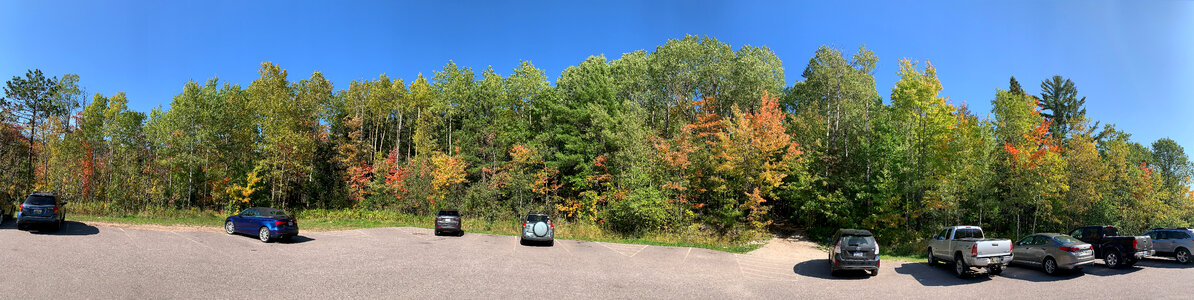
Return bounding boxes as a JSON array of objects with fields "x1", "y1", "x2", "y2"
[
  {"x1": 1105, "y1": 250, "x2": 1121, "y2": 268},
  {"x1": 519, "y1": 238, "x2": 526, "y2": 246},
  {"x1": 258, "y1": 227, "x2": 272, "y2": 243},
  {"x1": 869, "y1": 268, "x2": 879, "y2": 276},
  {"x1": 927, "y1": 248, "x2": 936, "y2": 265},
  {"x1": 1124, "y1": 259, "x2": 1137, "y2": 267},
  {"x1": 954, "y1": 255, "x2": 968, "y2": 278},
  {"x1": 434, "y1": 230, "x2": 441, "y2": 236},
  {"x1": 225, "y1": 221, "x2": 235, "y2": 235},
  {"x1": 457, "y1": 230, "x2": 464, "y2": 237},
  {"x1": 548, "y1": 240, "x2": 554, "y2": 247},
  {"x1": 1177, "y1": 248, "x2": 1192, "y2": 264},
  {"x1": 1043, "y1": 257, "x2": 1058, "y2": 275}
]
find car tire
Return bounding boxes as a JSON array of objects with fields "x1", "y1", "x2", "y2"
[
  {"x1": 225, "y1": 221, "x2": 235, "y2": 235},
  {"x1": 548, "y1": 240, "x2": 554, "y2": 247},
  {"x1": 1124, "y1": 259, "x2": 1137, "y2": 267},
  {"x1": 988, "y1": 265, "x2": 1003, "y2": 276},
  {"x1": 1176, "y1": 248, "x2": 1192, "y2": 264},
  {"x1": 457, "y1": 230, "x2": 464, "y2": 237},
  {"x1": 1104, "y1": 250, "x2": 1122, "y2": 268},
  {"x1": 927, "y1": 248, "x2": 937, "y2": 265},
  {"x1": 954, "y1": 255, "x2": 968, "y2": 278},
  {"x1": 1043, "y1": 257, "x2": 1058, "y2": 275},
  {"x1": 869, "y1": 269, "x2": 879, "y2": 276},
  {"x1": 258, "y1": 227, "x2": 272, "y2": 243},
  {"x1": 519, "y1": 238, "x2": 526, "y2": 246},
  {"x1": 434, "y1": 230, "x2": 441, "y2": 236}
]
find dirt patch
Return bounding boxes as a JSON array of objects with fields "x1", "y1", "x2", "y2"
[
  {"x1": 83, "y1": 221, "x2": 223, "y2": 233},
  {"x1": 746, "y1": 231, "x2": 825, "y2": 261}
]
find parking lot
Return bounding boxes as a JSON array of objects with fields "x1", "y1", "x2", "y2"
[{"x1": 0, "y1": 220, "x2": 1191, "y2": 299}]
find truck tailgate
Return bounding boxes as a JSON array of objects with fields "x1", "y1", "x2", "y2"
[{"x1": 973, "y1": 239, "x2": 1013, "y2": 257}]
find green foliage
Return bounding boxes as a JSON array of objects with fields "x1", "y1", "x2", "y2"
[{"x1": 2, "y1": 38, "x2": 1191, "y2": 251}]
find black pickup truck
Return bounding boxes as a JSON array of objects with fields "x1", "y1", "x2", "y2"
[{"x1": 1068, "y1": 225, "x2": 1155, "y2": 268}]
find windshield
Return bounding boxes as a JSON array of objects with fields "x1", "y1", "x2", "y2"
[
  {"x1": 1053, "y1": 235, "x2": 1082, "y2": 245},
  {"x1": 24, "y1": 195, "x2": 56, "y2": 205},
  {"x1": 259, "y1": 208, "x2": 289, "y2": 217},
  {"x1": 526, "y1": 215, "x2": 548, "y2": 222},
  {"x1": 842, "y1": 235, "x2": 876, "y2": 247},
  {"x1": 438, "y1": 210, "x2": 460, "y2": 217},
  {"x1": 954, "y1": 228, "x2": 984, "y2": 239}
]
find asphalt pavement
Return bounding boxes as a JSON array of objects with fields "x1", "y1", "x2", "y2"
[{"x1": 0, "y1": 219, "x2": 1191, "y2": 299}]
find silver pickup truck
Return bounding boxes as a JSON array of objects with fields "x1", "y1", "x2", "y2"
[{"x1": 927, "y1": 226, "x2": 1014, "y2": 278}]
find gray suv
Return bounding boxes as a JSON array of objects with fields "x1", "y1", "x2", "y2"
[
  {"x1": 1145, "y1": 228, "x2": 1194, "y2": 264},
  {"x1": 520, "y1": 213, "x2": 554, "y2": 246}
]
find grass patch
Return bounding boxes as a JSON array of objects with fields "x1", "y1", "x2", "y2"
[{"x1": 68, "y1": 207, "x2": 764, "y2": 253}]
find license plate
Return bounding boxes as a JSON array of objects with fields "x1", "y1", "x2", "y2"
[
  {"x1": 990, "y1": 257, "x2": 1001, "y2": 263},
  {"x1": 288, "y1": 222, "x2": 294, "y2": 226},
  {"x1": 1079, "y1": 250, "x2": 1092, "y2": 256},
  {"x1": 34, "y1": 209, "x2": 43, "y2": 214},
  {"x1": 851, "y1": 252, "x2": 861, "y2": 256}
]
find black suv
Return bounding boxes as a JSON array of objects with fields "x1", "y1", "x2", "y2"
[
  {"x1": 434, "y1": 209, "x2": 462, "y2": 236},
  {"x1": 828, "y1": 228, "x2": 880, "y2": 276},
  {"x1": 17, "y1": 192, "x2": 67, "y2": 231}
]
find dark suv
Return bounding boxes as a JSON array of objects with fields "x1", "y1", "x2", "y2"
[
  {"x1": 16, "y1": 192, "x2": 67, "y2": 231},
  {"x1": 520, "y1": 213, "x2": 554, "y2": 246},
  {"x1": 434, "y1": 209, "x2": 462, "y2": 236},
  {"x1": 828, "y1": 229, "x2": 880, "y2": 276}
]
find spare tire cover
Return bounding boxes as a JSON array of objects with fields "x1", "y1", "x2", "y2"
[{"x1": 533, "y1": 222, "x2": 548, "y2": 237}]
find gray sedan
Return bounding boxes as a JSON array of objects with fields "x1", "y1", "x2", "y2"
[{"x1": 1011, "y1": 233, "x2": 1095, "y2": 275}]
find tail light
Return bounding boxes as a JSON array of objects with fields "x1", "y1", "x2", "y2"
[
  {"x1": 274, "y1": 220, "x2": 287, "y2": 225},
  {"x1": 1059, "y1": 246, "x2": 1081, "y2": 252},
  {"x1": 874, "y1": 243, "x2": 880, "y2": 255},
  {"x1": 970, "y1": 246, "x2": 977, "y2": 257},
  {"x1": 523, "y1": 221, "x2": 528, "y2": 229},
  {"x1": 54, "y1": 206, "x2": 59, "y2": 213},
  {"x1": 549, "y1": 220, "x2": 554, "y2": 229},
  {"x1": 20, "y1": 204, "x2": 24, "y2": 211},
  {"x1": 1133, "y1": 239, "x2": 1138, "y2": 250},
  {"x1": 834, "y1": 241, "x2": 842, "y2": 254}
]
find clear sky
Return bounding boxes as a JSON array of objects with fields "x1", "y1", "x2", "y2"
[{"x1": 2, "y1": 0, "x2": 1192, "y2": 152}]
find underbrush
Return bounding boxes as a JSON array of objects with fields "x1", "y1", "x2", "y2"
[{"x1": 66, "y1": 203, "x2": 764, "y2": 253}]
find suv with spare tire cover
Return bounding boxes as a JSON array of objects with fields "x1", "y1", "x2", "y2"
[{"x1": 520, "y1": 213, "x2": 554, "y2": 246}]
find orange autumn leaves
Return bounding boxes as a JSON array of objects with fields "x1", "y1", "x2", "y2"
[{"x1": 655, "y1": 91, "x2": 804, "y2": 231}]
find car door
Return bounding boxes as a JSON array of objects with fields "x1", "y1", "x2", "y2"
[
  {"x1": 235, "y1": 209, "x2": 258, "y2": 233},
  {"x1": 1155, "y1": 231, "x2": 1175, "y2": 254},
  {"x1": 1013, "y1": 236, "x2": 1035, "y2": 265},
  {"x1": 1019, "y1": 236, "x2": 1042, "y2": 265},
  {"x1": 933, "y1": 228, "x2": 953, "y2": 259}
]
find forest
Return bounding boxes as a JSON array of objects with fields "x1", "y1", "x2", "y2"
[{"x1": 2, "y1": 36, "x2": 1192, "y2": 251}]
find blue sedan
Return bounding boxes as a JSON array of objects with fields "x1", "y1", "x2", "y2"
[{"x1": 224, "y1": 207, "x2": 299, "y2": 243}]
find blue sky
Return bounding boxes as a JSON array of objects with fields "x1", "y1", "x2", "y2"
[{"x1": 2, "y1": 0, "x2": 1192, "y2": 152}]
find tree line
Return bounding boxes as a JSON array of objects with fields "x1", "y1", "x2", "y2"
[{"x1": 2, "y1": 35, "x2": 1191, "y2": 243}]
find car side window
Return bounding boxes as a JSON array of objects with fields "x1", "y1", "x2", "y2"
[
  {"x1": 1035, "y1": 236, "x2": 1050, "y2": 245},
  {"x1": 1069, "y1": 229, "x2": 1082, "y2": 239},
  {"x1": 1159, "y1": 231, "x2": 1172, "y2": 240},
  {"x1": 1083, "y1": 228, "x2": 1098, "y2": 240},
  {"x1": 1017, "y1": 236, "x2": 1033, "y2": 245},
  {"x1": 937, "y1": 229, "x2": 949, "y2": 240},
  {"x1": 241, "y1": 209, "x2": 257, "y2": 217},
  {"x1": 1146, "y1": 231, "x2": 1159, "y2": 240},
  {"x1": 1179, "y1": 231, "x2": 1193, "y2": 239}
]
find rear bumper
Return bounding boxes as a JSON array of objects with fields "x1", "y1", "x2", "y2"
[
  {"x1": 1133, "y1": 250, "x2": 1155, "y2": 260},
  {"x1": 271, "y1": 227, "x2": 299, "y2": 237},
  {"x1": 1060, "y1": 258, "x2": 1095, "y2": 269},
  {"x1": 16, "y1": 215, "x2": 60, "y2": 225},
  {"x1": 435, "y1": 223, "x2": 461, "y2": 231},
  {"x1": 521, "y1": 233, "x2": 554, "y2": 241},
  {"x1": 833, "y1": 258, "x2": 880, "y2": 270},
  {"x1": 968, "y1": 255, "x2": 1013, "y2": 267}
]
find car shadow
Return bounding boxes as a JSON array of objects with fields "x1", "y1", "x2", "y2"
[
  {"x1": 26, "y1": 221, "x2": 100, "y2": 236},
  {"x1": 894, "y1": 262, "x2": 992, "y2": 286},
  {"x1": 1000, "y1": 264, "x2": 1085, "y2": 282},
  {"x1": 277, "y1": 235, "x2": 315, "y2": 244},
  {"x1": 792, "y1": 259, "x2": 872, "y2": 280},
  {"x1": 1081, "y1": 261, "x2": 1143, "y2": 276},
  {"x1": 1137, "y1": 257, "x2": 1194, "y2": 269}
]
